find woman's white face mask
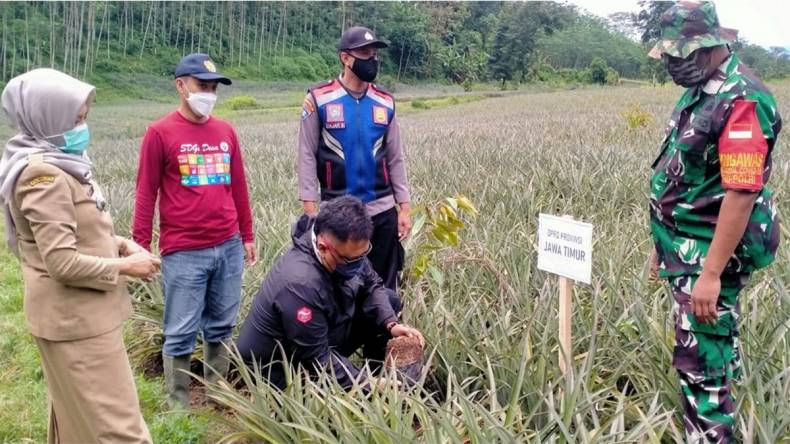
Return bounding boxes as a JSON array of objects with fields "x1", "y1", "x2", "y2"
[{"x1": 182, "y1": 82, "x2": 217, "y2": 117}]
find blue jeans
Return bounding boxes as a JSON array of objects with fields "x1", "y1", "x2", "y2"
[{"x1": 161, "y1": 234, "x2": 244, "y2": 357}]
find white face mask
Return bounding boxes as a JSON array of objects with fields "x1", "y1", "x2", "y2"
[{"x1": 183, "y1": 84, "x2": 217, "y2": 117}]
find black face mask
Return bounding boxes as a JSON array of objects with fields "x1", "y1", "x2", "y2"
[
  {"x1": 349, "y1": 54, "x2": 379, "y2": 82},
  {"x1": 665, "y1": 50, "x2": 711, "y2": 88}
]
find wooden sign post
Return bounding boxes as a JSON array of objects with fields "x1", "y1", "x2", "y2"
[
  {"x1": 558, "y1": 275, "x2": 573, "y2": 380},
  {"x1": 537, "y1": 214, "x2": 593, "y2": 382}
]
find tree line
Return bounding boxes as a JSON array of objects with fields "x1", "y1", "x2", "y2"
[{"x1": 1, "y1": 1, "x2": 788, "y2": 89}]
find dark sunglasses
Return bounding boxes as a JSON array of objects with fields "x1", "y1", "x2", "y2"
[{"x1": 324, "y1": 240, "x2": 372, "y2": 264}]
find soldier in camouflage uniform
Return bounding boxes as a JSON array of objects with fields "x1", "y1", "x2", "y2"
[{"x1": 648, "y1": 2, "x2": 782, "y2": 442}]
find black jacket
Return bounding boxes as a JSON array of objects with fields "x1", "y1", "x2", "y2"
[{"x1": 237, "y1": 215, "x2": 397, "y2": 388}]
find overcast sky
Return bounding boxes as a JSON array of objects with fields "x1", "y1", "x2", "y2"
[{"x1": 568, "y1": 0, "x2": 789, "y2": 48}]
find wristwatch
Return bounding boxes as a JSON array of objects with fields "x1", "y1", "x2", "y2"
[{"x1": 386, "y1": 321, "x2": 399, "y2": 333}]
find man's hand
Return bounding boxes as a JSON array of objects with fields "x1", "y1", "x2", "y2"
[
  {"x1": 390, "y1": 323, "x2": 425, "y2": 348},
  {"x1": 649, "y1": 246, "x2": 659, "y2": 281},
  {"x1": 691, "y1": 189, "x2": 757, "y2": 325},
  {"x1": 368, "y1": 375, "x2": 402, "y2": 392},
  {"x1": 397, "y1": 203, "x2": 412, "y2": 241},
  {"x1": 691, "y1": 272, "x2": 721, "y2": 325},
  {"x1": 303, "y1": 201, "x2": 318, "y2": 217},
  {"x1": 244, "y1": 242, "x2": 258, "y2": 267}
]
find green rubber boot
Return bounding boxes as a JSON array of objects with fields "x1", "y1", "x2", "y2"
[
  {"x1": 163, "y1": 353, "x2": 191, "y2": 409},
  {"x1": 203, "y1": 339, "x2": 231, "y2": 386},
  {"x1": 203, "y1": 340, "x2": 232, "y2": 407}
]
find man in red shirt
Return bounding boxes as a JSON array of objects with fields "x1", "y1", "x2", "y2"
[{"x1": 132, "y1": 53, "x2": 256, "y2": 408}]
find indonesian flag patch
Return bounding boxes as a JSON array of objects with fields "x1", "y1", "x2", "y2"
[
  {"x1": 728, "y1": 123, "x2": 753, "y2": 139},
  {"x1": 296, "y1": 306, "x2": 313, "y2": 324},
  {"x1": 718, "y1": 100, "x2": 768, "y2": 191}
]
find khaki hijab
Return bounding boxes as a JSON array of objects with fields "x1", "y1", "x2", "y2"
[{"x1": 0, "y1": 68, "x2": 104, "y2": 255}]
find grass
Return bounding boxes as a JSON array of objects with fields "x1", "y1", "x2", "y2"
[
  {"x1": 0, "y1": 225, "x2": 216, "y2": 441},
  {"x1": 0, "y1": 245, "x2": 48, "y2": 442},
  {"x1": 1, "y1": 79, "x2": 789, "y2": 442}
]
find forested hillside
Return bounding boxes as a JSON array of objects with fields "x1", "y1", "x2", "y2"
[{"x1": 1, "y1": 1, "x2": 788, "y2": 93}]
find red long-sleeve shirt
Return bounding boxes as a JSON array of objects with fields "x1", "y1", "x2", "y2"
[{"x1": 132, "y1": 111, "x2": 254, "y2": 255}]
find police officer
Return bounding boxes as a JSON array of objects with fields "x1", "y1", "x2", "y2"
[
  {"x1": 648, "y1": 2, "x2": 781, "y2": 442},
  {"x1": 297, "y1": 26, "x2": 411, "y2": 291},
  {"x1": 236, "y1": 196, "x2": 424, "y2": 390}
]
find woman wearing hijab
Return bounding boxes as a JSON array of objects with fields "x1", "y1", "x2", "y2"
[{"x1": 0, "y1": 69, "x2": 157, "y2": 443}]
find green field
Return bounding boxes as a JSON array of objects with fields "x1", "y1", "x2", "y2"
[{"x1": 1, "y1": 81, "x2": 789, "y2": 443}]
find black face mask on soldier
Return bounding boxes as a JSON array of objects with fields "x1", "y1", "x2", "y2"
[
  {"x1": 665, "y1": 49, "x2": 712, "y2": 88},
  {"x1": 348, "y1": 54, "x2": 379, "y2": 82}
]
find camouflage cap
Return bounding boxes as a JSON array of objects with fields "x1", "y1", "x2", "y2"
[{"x1": 648, "y1": 1, "x2": 738, "y2": 60}]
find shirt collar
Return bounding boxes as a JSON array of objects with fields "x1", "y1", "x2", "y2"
[
  {"x1": 311, "y1": 227, "x2": 326, "y2": 267},
  {"x1": 702, "y1": 54, "x2": 735, "y2": 95},
  {"x1": 338, "y1": 74, "x2": 367, "y2": 99}
]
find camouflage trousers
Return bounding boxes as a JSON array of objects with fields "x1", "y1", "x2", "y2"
[{"x1": 670, "y1": 274, "x2": 749, "y2": 444}]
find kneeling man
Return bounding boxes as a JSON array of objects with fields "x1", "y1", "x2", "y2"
[{"x1": 237, "y1": 196, "x2": 423, "y2": 389}]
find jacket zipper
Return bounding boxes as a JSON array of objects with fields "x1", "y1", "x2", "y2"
[{"x1": 355, "y1": 97, "x2": 364, "y2": 197}]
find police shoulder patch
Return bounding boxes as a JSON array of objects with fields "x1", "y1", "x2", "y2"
[
  {"x1": 303, "y1": 97, "x2": 316, "y2": 114},
  {"x1": 27, "y1": 175, "x2": 56, "y2": 187},
  {"x1": 301, "y1": 96, "x2": 316, "y2": 120}
]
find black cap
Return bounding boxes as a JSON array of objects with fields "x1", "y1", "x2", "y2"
[
  {"x1": 338, "y1": 26, "x2": 388, "y2": 51},
  {"x1": 174, "y1": 53, "x2": 232, "y2": 85}
]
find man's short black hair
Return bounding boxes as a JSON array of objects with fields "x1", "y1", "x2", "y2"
[{"x1": 314, "y1": 196, "x2": 373, "y2": 242}]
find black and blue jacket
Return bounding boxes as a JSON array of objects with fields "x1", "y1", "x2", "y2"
[{"x1": 309, "y1": 79, "x2": 396, "y2": 203}]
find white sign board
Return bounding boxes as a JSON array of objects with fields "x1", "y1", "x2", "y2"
[{"x1": 537, "y1": 214, "x2": 593, "y2": 284}]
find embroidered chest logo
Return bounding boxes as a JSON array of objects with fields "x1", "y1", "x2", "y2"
[
  {"x1": 326, "y1": 104, "x2": 345, "y2": 129},
  {"x1": 296, "y1": 306, "x2": 313, "y2": 324},
  {"x1": 373, "y1": 106, "x2": 388, "y2": 125}
]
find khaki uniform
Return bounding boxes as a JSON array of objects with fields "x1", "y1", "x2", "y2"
[{"x1": 9, "y1": 158, "x2": 150, "y2": 443}]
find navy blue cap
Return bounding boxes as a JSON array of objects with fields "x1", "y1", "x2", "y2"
[
  {"x1": 338, "y1": 27, "x2": 388, "y2": 51},
  {"x1": 174, "y1": 53, "x2": 232, "y2": 85}
]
